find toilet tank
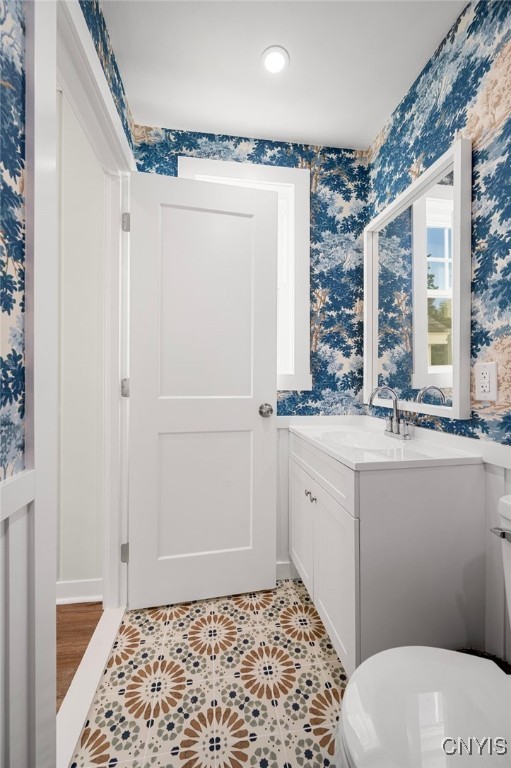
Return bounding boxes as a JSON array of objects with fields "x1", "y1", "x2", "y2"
[{"x1": 498, "y1": 495, "x2": 511, "y2": 626}]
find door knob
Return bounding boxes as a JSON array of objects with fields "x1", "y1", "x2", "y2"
[{"x1": 259, "y1": 403, "x2": 273, "y2": 418}]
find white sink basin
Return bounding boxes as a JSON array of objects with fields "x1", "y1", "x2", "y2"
[
  {"x1": 322, "y1": 430, "x2": 405, "y2": 451},
  {"x1": 289, "y1": 424, "x2": 482, "y2": 470}
]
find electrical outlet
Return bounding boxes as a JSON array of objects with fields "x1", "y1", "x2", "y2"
[{"x1": 475, "y1": 362, "x2": 498, "y2": 401}]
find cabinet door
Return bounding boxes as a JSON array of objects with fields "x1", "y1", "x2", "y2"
[
  {"x1": 313, "y1": 481, "x2": 359, "y2": 676},
  {"x1": 289, "y1": 459, "x2": 314, "y2": 594}
]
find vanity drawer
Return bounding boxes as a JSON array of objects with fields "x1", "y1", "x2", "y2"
[{"x1": 290, "y1": 433, "x2": 356, "y2": 516}]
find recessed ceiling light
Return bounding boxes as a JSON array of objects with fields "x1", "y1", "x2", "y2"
[{"x1": 262, "y1": 46, "x2": 290, "y2": 74}]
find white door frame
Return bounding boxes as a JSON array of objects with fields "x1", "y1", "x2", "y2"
[
  {"x1": 56, "y1": 0, "x2": 135, "y2": 610},
  {"x1": 56, "y1": 2, "x2": 136, "y2": 764},
  {"x1": 25, "y1": 0, "x2": 134, "y2": 763}
]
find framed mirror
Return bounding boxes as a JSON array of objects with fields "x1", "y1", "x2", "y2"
[{"x1": 363, "y1": 138, "x2": 472, "y2": 419}]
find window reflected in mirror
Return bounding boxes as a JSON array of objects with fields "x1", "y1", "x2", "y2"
[{"x1": 414, "y1": 173, "x2": 454, "y2": 388}]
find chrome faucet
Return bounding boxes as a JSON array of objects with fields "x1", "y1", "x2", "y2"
[
  {"x1": 369, "y1": 386, "x2": 399, "y2": 427},
  {"x1": 416, "y1": 386, "x2": 446, "y2": 404},
  {"x1": 368, "y1": 386, "x2": 410, "y2": 439}
]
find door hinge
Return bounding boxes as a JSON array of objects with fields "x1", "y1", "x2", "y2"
[
  {"x1": 121, "y1": 378, "x2": 130, "y2": 397},
  {"x1": 122, "y1": 212, "x2": 130, "y2": 232},
  {"x1": 121, "y1": 543, "x2": 129, "y2": 563}
]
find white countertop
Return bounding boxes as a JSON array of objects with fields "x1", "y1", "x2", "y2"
[{"x1": 289, "y1": 424, "x2": 483, "y2": 470}]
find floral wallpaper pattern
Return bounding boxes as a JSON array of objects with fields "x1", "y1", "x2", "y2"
[
  {"x1": 77, "y1": 0, "x2": 371, "y2": 417},
  {"x1": 369, "y1": 0, "x2": 511, "y2": 443},
  {"x1": 0, "y1": 0, "x2": 507, "y2": 484},
  {"x1": 53, "y1": 1, "x2": 511, "y2": 443},
  {"x1": 0, "y1": 0, "x2": 25, "y2": 478},
  {"x1": 79, "y1": 0, "x2": 134, "y2": 149},
  {"x1": 133, "y1": 126, "x2": 370, "y2": 416}
]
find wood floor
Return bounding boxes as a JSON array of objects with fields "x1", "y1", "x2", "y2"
[{"x1": 56, "y1": 602, "x2": 103, "y2": 711}]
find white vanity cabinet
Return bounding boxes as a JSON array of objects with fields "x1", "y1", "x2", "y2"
[
  {"x1": 289, "y1": 460, "x2": 315, "y2": 594},
  {"x1": 288, "y1": 429, "x2": 485, "y2": 677},
  {"x1": 290, "y1": 458, "x2": 359, "y2": 674},
  {"x1": 312, "y1": 476, "x2": 359, "y2": 676}
]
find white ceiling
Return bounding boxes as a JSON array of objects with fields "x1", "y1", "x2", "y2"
[{"x1": 101, "y1": 0, "x2": 466, "y2": 150}]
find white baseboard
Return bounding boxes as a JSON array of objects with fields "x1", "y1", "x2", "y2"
[
  {"x1": 56, "y1": 578, "x2": 103, "y2": 604},
  {"x1": 57, "y1": 605, "x2": 125, "y2": 768},
  {"x1": 277, "y1": 561, "x2": 299, "y2": 580}
]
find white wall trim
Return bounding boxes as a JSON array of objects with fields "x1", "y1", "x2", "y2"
[
  {"x1": 484, "y1": 463, "x2": 507, "y2": 658},
  {"x1": 57, "y1": 606, "x2": 124, "y2": 768},
  {"x1": 25, "y1": 0, "x2": 58, "y2": 764},
  {"x1": 101, "y1": 172, "x2": 127, "y2": 609},
  {"x1": 57, "y1": 2, "x2": 129, "y2": 612},
  {"x1": 57, "y1": 0, "x2": 135, "y2": 174},
  {"x1": 119, "y1": 173, "x2": 130, "y2": 609},
  {"x1": 0, "y1": 470, "x2": 36, "y2": 523},
  {"x1": 56, "y1": 579, "x2": 103, "y2": 605},
  {"x1": 277, "y1": 561, "x2": 299, "y2": 580}
]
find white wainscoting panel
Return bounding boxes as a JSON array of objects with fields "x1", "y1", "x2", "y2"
[
  {"x1": 0, "y1": 470, "x2": 35, "y2": 522},
  {"x1": 484, "y1": 464, "x2": 507, "y2": 658},
  {"x1": 7, "y1": 507, "x2": 30, "y2": 768},
  {"x1": 276, "y1": 427, "x2": 290, "y2": 568},
  {"x1": 0, "y1": 518, "x2": 5, "y2": 765},
  {"x1": 0, "y1": 473, "x2": 36, "y2": 766}
]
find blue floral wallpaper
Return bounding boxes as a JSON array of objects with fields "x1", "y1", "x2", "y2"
[
  {"x1": 78, "y1": 0, "x2": 511, "y2": 443},
  {"x1": 79, "y1": 0, "x2": 134, "y2": 149},
  {"x1": 369, "y1": 0, "x2": 511, "y2": 443},
  {"x1": 134, "y1": 127, "x2": 370, "y2": 415},
  {"x1": 0, "y1": 0, "x2": 25, "y2": 478}
]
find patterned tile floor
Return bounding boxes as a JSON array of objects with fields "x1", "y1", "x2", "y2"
[{"x1": 70, "y1": 579, "x2": 347, "y2": 768}]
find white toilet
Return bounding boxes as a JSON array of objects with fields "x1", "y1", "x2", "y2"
[{"x1": 335, "y1": 495, "x2": 511, "y2": 767}]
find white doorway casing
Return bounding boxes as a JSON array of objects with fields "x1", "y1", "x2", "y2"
[
  {"x1": 56, "y1": 0, "x2": 136, "y2": 615},
  {"x1": 54, "y1": 2, "x2": 136, "y2": 766}
]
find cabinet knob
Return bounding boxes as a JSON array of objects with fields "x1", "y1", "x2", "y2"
[
  {"x1": 304, "y1": 489, "x2": 311, "y2": 497},
  {"x1": 310, "y1": 496, "x2": 317, "y2": 503}
]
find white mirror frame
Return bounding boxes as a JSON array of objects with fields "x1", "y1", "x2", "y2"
[{"x1": 363, "y1": 138, "x2": 472, "y2": 419}]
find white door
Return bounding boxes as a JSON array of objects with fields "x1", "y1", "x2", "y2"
[{"x1": 128, "y1": 172, "x2": 278, "y2": 609}]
